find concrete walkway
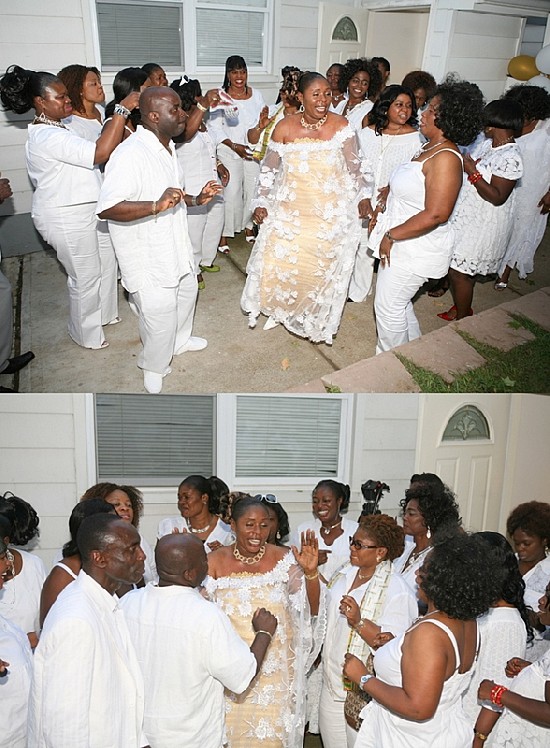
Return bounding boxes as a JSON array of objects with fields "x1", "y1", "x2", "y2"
[{"x1": 3, "y1": 226, "x2": 550, "y2": 393}]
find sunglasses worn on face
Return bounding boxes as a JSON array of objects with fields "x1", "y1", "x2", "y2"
[
  {"x1": 254, "y1": 494, "x2": 278, "y2": 504},
  {"x1": 349, "y1": 537, "x2": 378, "y2": 550}
]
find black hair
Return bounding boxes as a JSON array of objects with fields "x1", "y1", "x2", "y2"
[
  {"x1": 339, "y1": 58, "x2": 383, "y2": 99},
  {"x1": 483, "y1": 99, "x2": 523, "y2": 132},
  {"x1": 297, "y1": 71, "x2": 327, "y2": 95},
  {"x1": 368, "y1": 84, "x2": 417, "y2": 134},
  {"x1": 506, "y1": 500, "x2": 550, "y2": 543},
  {"x1": 410, "y1": 472, "x2": 445, "y2": 490},
  {"x1": 258, "y1": 496, "x2": 291, "y2": 545},
  {"x1": 401, "y1": 70, "x2": 437, "y2": 101},
  {"x1": 276, "y1": 65, "x2": 301, "y2": 105},
  {"x1": 0, "y1": 65, "x2": 59, "y2": 114},
  {"x1": 142, "y1": 63, "x2": 163, "y2": 76},
  {"x1": 179, "y1": 475, "x2": 222, "y2": 515},
  {"x1": 313, "y1": 479, "x2": 351, "y2": 513},
  {"x1": 76, "y1": 513, "x2": 123, "y2": 566},
  {"x1": 503, "y1": 84, "x2": 550, "y2": 123},
  {"x1": 81, "y1": 482, "x2": 144, "y2": 528},
  {"x1": 327, "y1": 63, "x2": 344, "y2": 75},
  {"x1": 58, "y1": 64, "x2": 101, "y2": 113},
  {"x1": 358, "y1": 514, "x2": 404, "y2": 561},
  {"x1": 223, "y1": 55, "x2": 247, "y2": 91},
  {"x1": 105, "y1": 67, "x2": 147, "y2": 128},
  {"x1": 0, "y1": 536, "x2": 7, "y2": 555},
  {"x1": 420, "y1": 533, "x2": 507, "y2": 619},
  {"x1": 400, "y1": 481, "x2": 461, "y2": 536},
  {"x1": 432, "y1": 74, "x2": 485, "y2": 146},
  {"x1": 227, "y1": 494, "x2": 269, "y2": 523},
  {"x1": 476, "y1": 532, "x2": 533, "y2": 642},
  {"x1": 372, "y1": 56, "x2": 390, "y2": 73},
  {"x1": 209, "y1": 476, "x2": 230, "y2": 512},
  {"x1": 62, "y1": 499, "x2": 115, "y2": 558},
  {"x1": 171, "y1": 76, "x2": 202, "y2": 111},
  {"x1": 0, "y1": 492, "x2": 40, "y2": 546}
]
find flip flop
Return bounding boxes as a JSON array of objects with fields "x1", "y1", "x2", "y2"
[
  {"x1": 437, "y1": 305, "x2": 473, "y2": 321},
  {"x1": 218, "y1": 244, "x2": 230, "y2": 254},
  {"x1": 200, "y1": 264, "x2": 220, "y2": 273},
  {"x1": 494, "y1": 281, "x2": 507, "y2": 290}
]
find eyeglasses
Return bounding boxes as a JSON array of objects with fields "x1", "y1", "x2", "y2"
[
  {"x1": 349, "y1": 537, "x2": 378, "y2": 550},
  {"x1": 254, "y1": 494, "x2": 278, "y2": 504}
]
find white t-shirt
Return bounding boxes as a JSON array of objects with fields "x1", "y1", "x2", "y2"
[
  {"x1": 0, "y1": 549, "x2": 46, "y2": 636},
  {"x1": 120, "y1": 583, "x2": 257, "y2": 748}
]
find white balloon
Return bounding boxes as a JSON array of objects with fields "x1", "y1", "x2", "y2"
[
  {"x1": 527, "y1": 74, "x2": 550, "y2": 93},
  {"x1": 535, "y1": 44, "x2": 550, "y2": 75}
]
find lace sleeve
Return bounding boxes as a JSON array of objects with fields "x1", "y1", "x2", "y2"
[
  {"x1": 491, "y1": 145, "x2": 523, "y2": 181},
  {"x1": 250, "y1": 142, "x2": 283, "y2": 211},
  {"x1": 341, "y1": 127, "x2": 374, "y2": 201}
]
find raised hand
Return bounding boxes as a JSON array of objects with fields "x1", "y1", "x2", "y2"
[{"x1": 292, "y1": 529, "x2": 319, "y2": 576}]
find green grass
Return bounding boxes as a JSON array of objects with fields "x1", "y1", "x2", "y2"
[{"x1": 395, "y1": 315, "x2": 550, "y2": 393}]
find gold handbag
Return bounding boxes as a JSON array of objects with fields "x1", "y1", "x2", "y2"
[{"x1": 343, "y1": 652, "x2": 374, "y2": 731}]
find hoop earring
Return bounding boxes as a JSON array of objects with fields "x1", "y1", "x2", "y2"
[{"x1": 299, "y1": 104, "x2": 304, "y2": 112}]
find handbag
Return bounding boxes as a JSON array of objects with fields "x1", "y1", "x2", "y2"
[{"x1": 343, "y1": 652, "x2": 374, "y2": 731}]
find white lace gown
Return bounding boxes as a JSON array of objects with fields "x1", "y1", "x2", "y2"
[
  {"x1": 488, "y1": 648, "x2": 550, "y2": 747},
  {"x1": 450, "y1": 140, "x2": 523, "y2": 276},
  {"x1": 241, "y1": 126, "x2": 372, "y2": 344},
  {"x1": 204, "y1": 553, "x2": 326, "y2": 747},
  {"x1": 499, "y1": 119, "x2": 550, "y2": 278}
]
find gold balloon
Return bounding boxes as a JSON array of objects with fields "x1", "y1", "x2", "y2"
[{"x1": 507, "y1": 55, "x2": 539, "y2": 81}]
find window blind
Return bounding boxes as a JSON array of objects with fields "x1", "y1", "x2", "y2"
[
  {"x1": 95, "y1": 394, "x2": 215, "y2": 484},
  {"x1": 235, "y1": 396, "x2": 342, "y2": 478},
  {"x1": 195, "y1": 8, "x2": 265, "y2": 66}
]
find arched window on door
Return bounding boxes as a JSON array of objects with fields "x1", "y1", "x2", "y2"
[
  {"x1": 442, "y1": 405, "x2": 491, "y2": 441},
  {"x1": 332, "y1": 17, "x2": 358, "y2": 42}
]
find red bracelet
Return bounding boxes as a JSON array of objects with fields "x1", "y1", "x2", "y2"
[
  {"x1": 490, "y1": 684, "x2": 508, "y2": 706},
  {"x1": 468, "y1": 171, "x2": 483, "y2": 185}
]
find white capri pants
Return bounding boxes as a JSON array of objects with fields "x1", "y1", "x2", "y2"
[
  {"x1": 217, "y1": 144, "x2": 260, "y2": 236},
  {"x1": 348, "y1": 226, "x2": 375, "y2": 303},
  {"x1": 132, "y1": 273, "x2": 198, "y2": 375},
  {"x1": 187, "y1": 196, "x2": 225, "y2": 272},
  {"x1": 319, "y1": 683, "x2": 348, "y2": 748},
  {"x1": 374, "y1": 261, "x2": 428, "y2": 354},
  {"x1": 32, "y1": 202, "x2": 119, "y2": 349}
]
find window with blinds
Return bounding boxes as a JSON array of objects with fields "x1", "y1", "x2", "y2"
[
  {"x1": 95, "y1": 394, "x2": 215, "y2": 484},
  {"x1": 195, "y1": 0, "x2": 269, "y2": 67},
  {"x1": 96, "y1": 1, "x2": 183, "y2": 68},
  {"x1": 235, "y1": 396, "x2": 344, "y2": 478}
]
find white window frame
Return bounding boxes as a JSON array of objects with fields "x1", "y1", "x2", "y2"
[{"x1": 216, "y1": 394, "x2": 354, "y2": 491}]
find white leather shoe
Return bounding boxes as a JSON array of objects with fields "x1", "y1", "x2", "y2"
[
  {"x1": 143, "y1": 367, "x2": 172, "y2": 394},
  {"x1": 174, "y1": 337, "x2": 208, "y2": 355}
]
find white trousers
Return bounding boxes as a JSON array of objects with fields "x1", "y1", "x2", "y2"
[
  {"x1": 319, "y1": 684, "x2": 348, "y2": 748},
  {"x1": 132, "y1": 273, "x2": 198, "y2": 375},
  {"x1": 0, "y1": 268, "x2": 12, "y2": 371},
  {"x1": 374, "y1": 262, "x2": 428, "y2": 354},
  {"x1": 348, "y1": 227, "x2": 375, "y2": 303},
  {"x1": 217, "y1": 144, "x2": 260, "y2": 236},
  {"x1": 187, "y1": 196, "x2": 225, "y2": 273},
  {"x1": 33, "y1": 203, "x2": 119, "y2": 348}
]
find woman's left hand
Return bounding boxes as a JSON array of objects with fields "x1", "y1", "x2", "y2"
[
  {"x1": 358, "y1": 198, "x2": 374, "y2": 220},
  {"x1": 292, "y1": 529, "x2": 319, "y2": 576},
  {"x1": 477, "y1": 679, "x2": 496, "y2": 701},
  {"x1": 339, "y1": 594, "x2": 361, "y2": 627},
  {"x1": 343, "y1": 653, "x2": 368, "y2": 685},
  {"x1": 379, "y1": 233, "x2": 393, "y2": 267},
  {"x1": 217, "y1": 163, "x2": 230, "y2": 187},
  {"x1": 198, "y1": 180, "x2": 223, "y2": 205},
  {"x1": 463, "y1": 154, "x2": 480, "y2": 178}
]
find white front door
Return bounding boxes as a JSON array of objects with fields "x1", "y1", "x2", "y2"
[
  {"x1": 316, "y1": 3, "x2": 369, "y2": 74},
  {"x1": 415, "y1": 395, "x2": 511, "y2": 533}
]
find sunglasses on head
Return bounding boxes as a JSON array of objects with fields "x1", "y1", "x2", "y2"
[
  {"x1": 349, "y1": 536, "x2": 378, "y2": 550},
  {"x1": 254, "y1": 494, "x2": 278, "y2": 504}
]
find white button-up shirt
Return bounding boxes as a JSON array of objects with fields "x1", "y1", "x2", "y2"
[
  {"x1": 120, "y1": 582, "x2": 257, "y2": 748},
  {"x1": 97, "y1": 126, "x2": 194, "y2": 293}
]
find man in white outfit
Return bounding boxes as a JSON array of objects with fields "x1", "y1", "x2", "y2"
[
  {"x1": 120, "y1": 533, "x2": 278, "y2": 748},
  {"x1": 28, "y1": 514, "x2": 149, "y2": 748},
  {"x1": 97, "y1": 87, "x2": 221, "y2": 393}
]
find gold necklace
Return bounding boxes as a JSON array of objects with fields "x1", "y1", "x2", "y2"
[
  {"x1": 493, "y1": 136, "x2": 515, "y2": 147},
  {"x1": 357, "y1": 569, "x2": 373, "y2": 581},
  {"x1": 301, "y1": 114, "x2": 328, "y2": 131},
  {"x1": 233, "y1": 543, "x2": 266, "y2": 565},
  {"x1": 187, "y1": 516, "x2": 215, "y2": 534},
  {"x1": 320, "y1": 518, "x2": 342, "y2": 535}
]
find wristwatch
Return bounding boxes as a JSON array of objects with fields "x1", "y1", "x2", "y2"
[
  {"x1": 113, "y1": 103, "x2": 131, "y2": 119},
  {"x1": 360, "y1": 674, "x2": 373, "y2": 691}
]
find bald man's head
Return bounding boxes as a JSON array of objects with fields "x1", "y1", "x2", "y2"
[
  {"x1": 139, "y1": 86, "x2": 187, "y2": 140},
  {"x1": 155, "y1": 533, "x2": 208, "y2": 588}
]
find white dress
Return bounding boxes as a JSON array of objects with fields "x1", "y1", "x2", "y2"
[
  {"x1": 450, "y1": 140, "x2": 523, "y2": 276},
  {"x1": 204, "y1": 553, "x2": 326, "y2": 747},
  {"x1": 499, "y1": 119, "x2": 550, "y2": 278},
  {"x1": 241, "y1": 126, "x2": 372, "y2": 344},
  {"x1": 488, "y1": 648, "x2": 550, "y2": 747},
  {"x1": 355, "y1": 618, "x2": 476, "y2": 748},
  {"x1": 157, "y1": 516, "x2": 233, "y2": 553},
  {"x1": 461, "y1": 607, "x2": 527, "y2": 725},
  {"x1": 0, "y1": 614, "x2": 33, "y2": 748}
]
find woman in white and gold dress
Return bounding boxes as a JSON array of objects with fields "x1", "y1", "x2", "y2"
[
  {"x1": 241, "y1": 72, "x2": 373, "y2": 345},
  {"x1": 206, "y1": 494, "x2": 326, "y2": 748}
]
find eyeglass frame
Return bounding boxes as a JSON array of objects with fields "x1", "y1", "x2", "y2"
[
  {"x1": 349, "y1": 536, "x2": 378, "y2": 550},
  {"x1": 254, "y1": 494, "x2": 278, "y2": 504}
]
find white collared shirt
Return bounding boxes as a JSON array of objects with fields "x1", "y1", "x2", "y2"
[
  {"x1": 97, "y1": 126, "x2": 194, "y2": 293},
  {"x1": 0, "y1": 614, "x2": 33, "y2": 748}
]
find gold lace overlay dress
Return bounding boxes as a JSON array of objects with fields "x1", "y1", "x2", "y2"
[
  {"x1": 204, "y1": 553, "x2": 325, "y2": 748},
  {"x1": 241, "y1": 126, "x2": 372, "y2": 344}
]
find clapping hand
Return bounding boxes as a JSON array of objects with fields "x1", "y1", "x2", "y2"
[{"x1": 292, "y1": 529, "x2": 319, "y2": 577}]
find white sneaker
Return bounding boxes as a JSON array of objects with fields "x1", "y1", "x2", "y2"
[
  {"x1": 174, "y1": 336, "x2": 208, "y2": 355},
  {"x1": 143, "y1": 367, "x2": 172, "y2": 394}
]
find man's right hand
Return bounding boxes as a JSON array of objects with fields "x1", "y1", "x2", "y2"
[
  {"x1": 157, "y1": 187, "x2": 185, "y2": 213},
  {"x1": 0, "y1": 175, "x2": 13, "y2": 204},
  {"x1": 252, "y1": 607, "x2": 278, "y2": 638}
]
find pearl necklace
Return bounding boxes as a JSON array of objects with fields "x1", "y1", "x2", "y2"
[
  {"x1": 233, "y1": 543, "x2": 266, "y2": 565},
  {"x1": 187, "y1": 516, "x2": 215, "y2": 534},
  {"x1": 413, "y1": 138, "x2": 448, "y2": 159},
  {"x1": 301, "y1": 114, "x2": 328, "y2": 131},
  {"x1": 320, "y1": 518, "x2": 342, "y2": 535},
  {"x1": 32, "y1": 112, "x2": 67, "y2": 129}
]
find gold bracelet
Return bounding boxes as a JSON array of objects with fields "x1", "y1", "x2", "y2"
[
  {"x1": 256, "y1": 629, "x2": 273, "y2": 639},
  {"x1": 304, "y1": 571, "x2": 319, "y2": 581},
  {"x1": 196, "y1": 101, "x2": 208, "y2": 113},
  {"x1": 354, "y1": 618, "x2": 366, "y2": 631},
  {"x1": 474, "y1": 731, "x2": 488, "y2": 742}
]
